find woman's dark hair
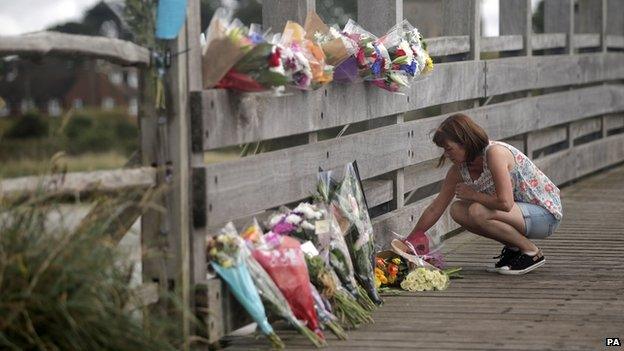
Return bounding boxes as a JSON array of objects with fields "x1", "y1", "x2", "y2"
[{"x1": 432, "y1": 113, "x2": 489, "y2": 166}]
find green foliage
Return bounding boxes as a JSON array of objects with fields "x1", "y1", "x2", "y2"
[
  {"x1": 0, "y1": 189, "x2": 183, "y2": 350},
  {"x1": 62, "y1": 111, "x2": 138, "y2": 156},
  {"x1": 4, "y1": 113, "x2": 49, "y2": 139},
  {"x1": 125, "y1": 0, "x2": 158, "y2": 47}
]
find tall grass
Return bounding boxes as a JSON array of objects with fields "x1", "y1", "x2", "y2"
[{"x1": 0, "y1": 186, "x2": 186, "y2": 350}]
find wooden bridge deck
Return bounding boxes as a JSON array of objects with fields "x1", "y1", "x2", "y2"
[{"x1": 223, "y1": 163, "x2": 624, "y2": 351}]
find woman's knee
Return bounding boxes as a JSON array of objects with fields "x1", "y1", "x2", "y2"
[
  {"x1": 468, "y1": 202, "x2": 491, "y2": 223},
  {"x1": 450, "y1": 201, "x2": 470, "y2": 224}
]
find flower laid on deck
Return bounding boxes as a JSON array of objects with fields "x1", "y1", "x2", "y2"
[{"x1": 400, "y1": 267, "x2": 449, "y2": 292}]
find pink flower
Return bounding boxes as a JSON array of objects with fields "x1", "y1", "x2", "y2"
[
  {"x1": 529, "y1": 178, "x2": 539, "y2": 187},
  {"x1": 520, "y1": 181, "x2": 527, "y2": 192},
  {"x1": 545, "y1": 183, "x2": 554, "y2": 192},
  {"x1": 515, "y1": 154, "x2": 524, "y2": 164}
]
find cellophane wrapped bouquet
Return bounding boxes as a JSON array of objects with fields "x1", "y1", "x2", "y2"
[
  {"x1": 375, "y1": 19, "x2": 434, "y2": 92},
  {"x1": 205, "y1": 223, "x2": 284, "y2": 349}
]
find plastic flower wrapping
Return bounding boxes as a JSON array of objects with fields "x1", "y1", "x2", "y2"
[
  {"x1": 205, "y1": 223, "x2": 284, "y2": 349},
  {"x1": 240, "y1": 220, "x2": 326, "y2": 347},
  {"x1": 376, "y1": 20, "x2": 434, "y2": 92}
]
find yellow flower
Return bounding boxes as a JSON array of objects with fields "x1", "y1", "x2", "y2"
[
  {"x1": 374, "y1": 276, "x2": 382, "y2": 288},
  {"x1": 424, "y1": 56, "x2": 434, "y2": 73},
  {"x1": 391, "y1": 257, "x2": 401, "y2": 265}
]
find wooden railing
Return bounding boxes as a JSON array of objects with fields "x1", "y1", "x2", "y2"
[
  {"x1": 3, "y1": 0, "x2": 623, "y2": 347},
  {"x1": 182, "y1": 0, "x2": 624, "y2": 343}
]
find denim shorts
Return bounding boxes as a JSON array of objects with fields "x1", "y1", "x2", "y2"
[{"x1": 517, "y1": 202, "x2": 561, "y2": 239}]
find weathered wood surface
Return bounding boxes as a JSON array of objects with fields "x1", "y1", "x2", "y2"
[
  {"x1": 531, "y1": 33, "x2": 567, "y2": 50},
  {"x1": 480, "y1": 35, "x2": 523, "y2": 53},
  {"x1": 0, "y1": 167, "x2": 156, "y2": 199},
  {"x1": 192, "y1": 52, "x2": 624, "y2": 150},
  {"x1": 223, "y1": 162, "x2": 624, "y2": 351},
  {"x1": 197, "y1": 84, "x2": 624, "y2": 227},
  {"x1": 0, "y1": 31, "x2": 150, "y2": 66}
]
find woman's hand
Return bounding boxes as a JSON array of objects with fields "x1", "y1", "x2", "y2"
[{"x1": 455, "y1": 183, "x2": 477, "y2": 201}]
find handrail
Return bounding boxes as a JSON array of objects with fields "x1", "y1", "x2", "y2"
[{"x1": 0, "y1": 31, "x2": 150, "y2": 66}]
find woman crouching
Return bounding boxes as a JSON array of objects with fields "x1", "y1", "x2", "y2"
[{"x1": 405, "y1": 113, "x2": 562, "y2": 274}]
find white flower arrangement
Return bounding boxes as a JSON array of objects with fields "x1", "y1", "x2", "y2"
[{"x1": 400, "y1": 267, "x2": 449, "y2": 292}]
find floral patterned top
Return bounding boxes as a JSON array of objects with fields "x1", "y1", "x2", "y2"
[{"x1": 458, "y1": 141, "x2": 563, "y2": 220}]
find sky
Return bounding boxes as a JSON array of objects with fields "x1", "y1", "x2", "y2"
[{"x1": 0, "y1": 0, "x2": 540, "y2": 36}]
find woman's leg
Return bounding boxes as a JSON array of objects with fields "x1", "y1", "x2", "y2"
[{"x1": 449, "y1": 201, "x2": 538, "y2": 253}]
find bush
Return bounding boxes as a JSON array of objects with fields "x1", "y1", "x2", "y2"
[
  {"x1": 64, "y1": 111, "x2": 138, "y2": 156},
  {"x1": 4, "y1": 113, "x2": 49, "y2": 139},
  {"x1": 0, "y1": 191, "x2": 185, "y2": 350}
]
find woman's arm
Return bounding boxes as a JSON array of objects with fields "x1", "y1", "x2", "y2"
[
  {"x1": 455, "y1": 145, "x2": 515, "y2": 212},
  {"x1": 409, "y1": 165, "x2": 461, "y2": 234}
]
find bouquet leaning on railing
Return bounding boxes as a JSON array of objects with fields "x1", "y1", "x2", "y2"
[
  {"x1": 248, "y1": 231, "x2": 326, "y2": 342},
  {"x1": 240, "y1": 220, "x2": 326, "y2": 347},
  {"x1": 366, "y1": 19, "x2": 434, "y2": 92},
  {"x1": 278, "y1": 21, "x2": 334, "y2": 90},
  {"x1": 342, "y1": 19, "x2": 392, "y2": 89},
  {"x1": 331, "y1": 162, "x2": 383, "y2": 307},
  {"x1": 205, "y1": 223, "x2": 284, "y2": 349}
]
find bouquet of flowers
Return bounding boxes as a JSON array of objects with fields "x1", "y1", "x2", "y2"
[
  {"x1": 248, "y1": 232, "x2": 325, "y2": 341},
  {"x1": 331, "y1": 162, "x2": 383, "y2": 307},
  {"x1": 240, "y1": 221, "x2": 325, "y2": 347},
  {"x1": 279, "y1": 21, "x2": 334, "y2": 90},
  {"x1": 374, "y1": 251, "x2": 410, "y2": 288},
  {"x1": 342, "y1": 19, "x2": 392, "y2": 86},
  {"x1": 205, "y1": 223, "x2": 284, "y2": 349},
  {"x1": 373, "y1": 20, "x2": 434, "y2": 92},
  {"x1": 304, "y1": 11, "x2": 357, "y2": 67},
  {"x1": 310, "y1": 283, "x2": 347, "y2": 340}
]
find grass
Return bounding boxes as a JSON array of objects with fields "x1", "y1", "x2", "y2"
[
  {"x1": 0, "y1": 185, "x2": 188, "y2": 350},
  {"x1": 0, "y1": 152, "x2": 128, "y2": 179}
]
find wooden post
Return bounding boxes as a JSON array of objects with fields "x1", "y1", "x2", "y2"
[
  {"x1": 443, "y1": 0, "x2": 480, "y2": 60},
  {"x1": 500, "y1": 0, "x2": 532, "y2": 56},
  {"x1": 607, "y1": 0, "x2": 624, "y2": 38},
  {"x1": 358, "y1": 0, "x2": 405, "y2": 210},
  {"x1": 544, "y1": 0, "x2": 575, "y2": 54},
  {"x1": 357, "y1": 0, "x2": 403, "y2": 37},
  {"x1": 262, "y1": 0, "x2": 315, "y2": 32}
]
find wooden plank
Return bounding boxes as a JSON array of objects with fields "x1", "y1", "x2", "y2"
[
  {"x1": 426, "y1": 36, "x2": 470, "y2": 57},
  {"x1": 261, "y1": 0, "x2": 315, "y2": 32},
  {"x1": 357, "y1": 0, "x2": 402, "y2": 37},
  {"x1": 531, "y1": 33, "x2": 567, "y2": 50},
  {"x1": 535, "y1": 133, "x2": 624, "y2": 185},
  {"x1": 485, "y1": 52, "x2": 621, "y2": 96},
  {"x1": 573, "y1": 33, "x2": 601, "y2": 48},
  {"x1": 603, "y1": 113, "x2": 624, "y2": 132},
  {"x1": 480, "y1": 35, "x2": 523, "y2": 53},
  {"x1": 0, "y1": 167, "x2": 156, "y2": 199},
  {"x1": 570, "y1": 116, "x2": 602, "y2": 140},
  {"x1": 499, "y1": 0, "x2": 532, "y2": 55},
  {"x1": 544, "y1": 0, "x2": 574, "y2": 54},
  {"x1": 403, "y1": 158, "x2": 449, "y2": 194},
  {"x1": 191, "y1": 60, "x2": 485, "y2": 150},
  {"x1": 442, "y1": 0, "x2": 480, "y2": 60},
  {"x1": 606, "y1": 35, "x2": 624, "y2": 48},
  {"x1": 193, "y1": 52, "x2": 624, "y2": 151},
  {"x1": 576, "y1": 0, "x2": 603, "y2": 34},
  {"x1": 0, "y1": 31, "x2": 150, "y2": 66},
  {"x1": 198, "y1": 85, "x2": 624, "y2": 226},
  {"x1": 525, "y1": 125, "x2": 568, "y2": 157},
  {"x1": 363, "y1": 179, "x2": 394, "y2": 208}
]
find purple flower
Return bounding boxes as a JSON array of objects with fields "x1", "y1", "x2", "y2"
[
  {"x1": 371, "y1": 59, "x2": 383, "y2": 76},
  {"x1": 400, "y1": 61, "x2": 417, "y2": 76},
  {"x1": 272, "y1": 221, "x2": 297, "y2": 235}
]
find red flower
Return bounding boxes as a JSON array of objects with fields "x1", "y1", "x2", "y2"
[
  {"x1": 529, "y1": 178, "x2": 539, "y2": 187},
  {"x1": 531, "y1": 198, "x2": 539, "y2": 205},
  {"x1": 515, "y1": 154, "x2": 524, "y2": 164},
  {"x1": 268, "y1": 47, "x2": 281, "y2": 67},
  {"x1": 356, "y1": 49, "x2": 366, "y2": 66},
  {"x1": 395, "y1": 48, "x2": 407, "y2": 57}
]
